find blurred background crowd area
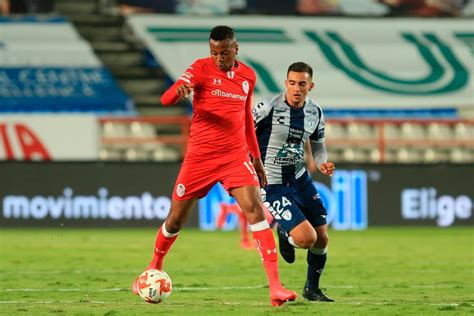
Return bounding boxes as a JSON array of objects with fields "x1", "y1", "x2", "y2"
[
  {"x1": 0, "y1": 0, "x2": 473, "y2": 164},
  {"x1": 1, "y1": 0, "x2": 473, "y2": 17}
]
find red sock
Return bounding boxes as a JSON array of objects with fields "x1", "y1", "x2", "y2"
[
  {"x1": 148, "y1": 224, "x2": 178, "y2": 270},
  {"x1": 251, "y1": 222, "x2": 282, "y2": 291}
]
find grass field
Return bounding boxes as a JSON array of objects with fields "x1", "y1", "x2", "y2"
[{"x1": 0, "y1": 227, "x2": 473, "y2": 315}]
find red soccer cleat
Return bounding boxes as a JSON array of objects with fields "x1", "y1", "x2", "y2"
[{"x1": 270, "y1": 287, "x2": 298, "y2": 306}]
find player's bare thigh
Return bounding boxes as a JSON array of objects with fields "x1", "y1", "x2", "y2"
[
  {"x1": 165, "y1": 198, "x2": 198, "y2": 233},
  {"x1": 230, "y1": 185, "x2": 266, "y2": 225},
  {"x1": 289, "y1": 220, "x2": 317, "y2": 249}
]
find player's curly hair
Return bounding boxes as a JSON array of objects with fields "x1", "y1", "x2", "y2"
[
  {"x1": 287, "y1": 62, "x2": 313, "y2": 78},
  {"x1": 209, "y1": 25, "x2": 235, "y2": 41}
]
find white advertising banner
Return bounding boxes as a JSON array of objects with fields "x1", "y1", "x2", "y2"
[
  {"x1": 0, "y1": 17, "x2": 100, "y2": 67},
  {"x1": 127, "y1": 15, "x2": 474, "y2": 111},
  {"x1": 0, "y1": 115, "x2": 98, "y2": 161}
]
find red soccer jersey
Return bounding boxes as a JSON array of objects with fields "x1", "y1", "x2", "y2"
[{"x1": 161, "y1": 57, "x2": 260, "y2": 162}]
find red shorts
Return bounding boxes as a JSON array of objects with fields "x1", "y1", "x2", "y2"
[{"x1": 172, "y1": 155, "x2": 260, "y2": 200}]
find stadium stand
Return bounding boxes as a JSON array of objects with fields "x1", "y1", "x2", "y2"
[
  {"x1": 0, "y1": 13, "x2": 133, "y2": 113},
  {"x1": 2, "y1": 0, "x2": 473, "y2": 163}
]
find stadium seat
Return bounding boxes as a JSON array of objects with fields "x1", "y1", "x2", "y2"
[
  {"x1": 383, "y1": 123, "x2": 401, "y2": 140},
  {"x1": 396, "y1": 148, "x2": 421, "y2": 163},
  {"x1": 427, "y1": 122, "x2": 453, "y2": 140},
  {"x1": 454, "y1": 122, "x2": 470, "y2": 139},
  {"x1": 99, "y1": 147, "x2": 123, "y2": 161},
  {"x1": 368, "y1": 148, "x2": 381, "y2": 163},
  {"x1": 151, "y1": 146, "x2": 180, "y2": 161},
  {"x1": 326, "y1": 123, "x2": 346, "y2": 139},
  {"x1": 342, "y1": 148, "x2": 367, "y2": 162},
  {"x1": 125, "y1": 147, "x2": 149, "y2": 161},
  {"x1": 130, "y1": 121, "x2": 156, "y2": 138},
  {"x1": 102, "y1": 121, "x2": 129, "y2": 138},
  {"x1": 401, "y1": 123, "x2": 426, "y2": 140},
  {"x1": 449, "y1": 148, "x2": 471, "y2": 163},
  {"x1": 347, "y1": 122, "x2": 375, "y2": 139}
]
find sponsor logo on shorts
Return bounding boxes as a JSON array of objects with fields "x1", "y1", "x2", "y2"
[{"x1": 176, "y1": 183, "x2": 186, "y2": 197}]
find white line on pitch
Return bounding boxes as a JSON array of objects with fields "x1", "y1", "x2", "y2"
[{"x1": 0, "y1": 284, "x2": 470, "y2": 293}]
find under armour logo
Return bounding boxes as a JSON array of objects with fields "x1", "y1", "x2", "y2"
[
  {"x1": 213, "y1": 78, "x2": 222, "y2": 85},
  {"x1": 155, "y1": 247, "x2": 166, "y2": 254},
  {"x1": 266, "y1": 248, "x2": 277, "y2": 255}
]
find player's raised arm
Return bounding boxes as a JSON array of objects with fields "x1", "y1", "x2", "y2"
[
  {"x1": 160, "y1": 61, "x2": 201, "y2": 106},
  {"x1": 160, "y1": 82, "x2": 194, "y2": 106}
]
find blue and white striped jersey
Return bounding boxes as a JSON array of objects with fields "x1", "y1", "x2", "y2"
[{"x1": 253, "y1": 92, "x2": 326, "y2": 185}]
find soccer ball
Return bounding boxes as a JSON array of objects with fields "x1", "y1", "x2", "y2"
[{"x1": 136, "y1": 269, "x2": 172, "y2": 304}]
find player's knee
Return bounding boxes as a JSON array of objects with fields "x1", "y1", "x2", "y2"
[
  {"x1": 300, "y1": 236, "x2": 318, "y2": 249},
  {"x1": 293, "y1": 232, "x2": 317, "y2": 249},
  {"x1": 316, "y1": 233, "x2": 329, "y2": 248},
  {"x1": 165, "y1": 219, "x2": 184, "y2": 233}
]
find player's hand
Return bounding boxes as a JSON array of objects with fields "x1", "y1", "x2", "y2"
[
  {"x1": 175, "y1": 83, "x2": 194, "y2": 101},
  {"x1": 319, "y1": 161, "x2": 335, "y2": 177},
  {"x1": 252, "y1": 157, "x2": 268, "y2": 187}
]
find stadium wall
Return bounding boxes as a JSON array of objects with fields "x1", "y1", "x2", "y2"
[{"x1": 1, "y1": 162, "x2": 472, "y2": 228}]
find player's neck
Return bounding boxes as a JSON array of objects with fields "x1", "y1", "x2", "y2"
[{"x1": 284, "y1": 94, "x2": 305, "y2": 109}]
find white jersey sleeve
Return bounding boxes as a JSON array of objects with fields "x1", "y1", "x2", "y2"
[{"x1": 252, "y1": 98, "x2": 274, "y2": 126}]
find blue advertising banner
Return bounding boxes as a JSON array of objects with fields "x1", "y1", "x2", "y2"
[
  {"x1": 199, "y1": 170, "x2": 368, "y2": 231},
  {"x1": 0, "y1": 67, "x2": 134, "y2": 113}
]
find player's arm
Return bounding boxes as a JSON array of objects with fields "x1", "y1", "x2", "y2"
[
  {"x1": 245, "y1": 93, "x2": 267, "y2": 187},
  {"x1": 304, "y1": 141, "x2": 318, "y2": 174},
  {"x1": 252, "y1": 99, "x2": 272, "y2": 126},
  {"x1": 160, "y1": 81, "x2": 194, "y2": 106},
  {"x1": 309, "y1": 109, "x2": 335, "y2": 177},
  {"x1": 160, "y1": 62, "x2": 199, "y2": 106}
]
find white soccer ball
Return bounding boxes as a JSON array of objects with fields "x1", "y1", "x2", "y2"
[{"x1": 136, "y1": 269, "x2": 172, "y2": 304}]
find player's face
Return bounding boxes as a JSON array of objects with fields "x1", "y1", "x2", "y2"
[
  {"x1": 285, "y1": 71, "x2": 314, "y2": 107},
  {"x1": 209, "y1": 39, "x2": 238, "y2": 72}
]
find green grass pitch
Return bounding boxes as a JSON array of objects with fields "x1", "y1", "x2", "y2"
[{"x1": 0, "y1": 227, "x2": 472, "y2": 315}]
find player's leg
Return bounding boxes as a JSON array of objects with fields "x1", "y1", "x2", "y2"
[
  {"x1": 148, "y1": 198, "x2": 198, "y2": 270},
  {"x1": 300, "y1": 177, "x2": 334, "y2": 302},
  {"x1": 231, "y1": 185, "x2": 297, "y2": 306},
  {"x1": 302, "y1": 223, "x2": 334, "y2": 302},
  {"x1": 233, "y1": 204, "x2": 252, "y2": 249},
  {"x1": 263, "y1": 183, "x2": 315, "y2": 263},
  {"x1": 133, "y1": 198, "x2": 197, "y2": 295}
]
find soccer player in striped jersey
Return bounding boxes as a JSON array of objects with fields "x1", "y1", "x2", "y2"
[
  {"x1": 253, "y1": 62, "x2": 336, "y2": 302},
  {"x1": 133, "y1": 25, "x2": 297, "y2": 306}
]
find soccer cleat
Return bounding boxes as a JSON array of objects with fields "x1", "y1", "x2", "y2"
[
  {"x1": 270, "y1": 287, "x2": 298, "y2": 306},
  {"x1": 302, "y1": 287, "x2": 335, "y2": 302},
  {"x1": 277, "y1": 225, "x2": 295, "y2": 264}
]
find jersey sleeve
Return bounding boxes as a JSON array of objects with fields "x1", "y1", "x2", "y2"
[
  {"x1": 252, "y1": 98, "x2": 273, "y2": 126},
  {"x1": 245, "y1": 80, "x2": 261, "y2": 159},
  {"x1": 160, "y1": 60, "x2": 203, "y2": 106},
  {"x1": 309, "y1": 106, "x2": 326, "y2": 142}
]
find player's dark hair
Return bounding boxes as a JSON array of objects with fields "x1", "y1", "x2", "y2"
[
  {"x1": 287, "y1": 62, "x2": 313, "y2": 78},
  {"x1": 209, "y1": 25, "x2": 235, "y2": 41}
]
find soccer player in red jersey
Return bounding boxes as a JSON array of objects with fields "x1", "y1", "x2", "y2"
[{"x1": 133, "y1": 25, "x2": 297, "y2": 306}]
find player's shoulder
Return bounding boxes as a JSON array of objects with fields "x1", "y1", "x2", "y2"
[
  {"x1": 236, "y1": 60, "x2": 256, "y2": 81},
  {"x1": 305, "y1": 97, "x2": 324, "y2": 116},
  {"x1": 191, "y1": 57, "x2": 211, "y2": 67},
  {"x1": 256, "y1": 92, "x2": 284, "y2": 109}
]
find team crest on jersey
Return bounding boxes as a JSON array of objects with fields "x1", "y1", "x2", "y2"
[
  {"x1": 242, "y1": 81, "x2": 249, "y2": 94},
  {"x1": 176, "y1": 183, "x2": 186, "y2": 197}
]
